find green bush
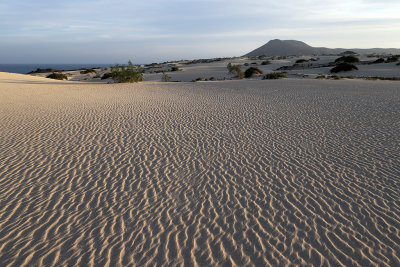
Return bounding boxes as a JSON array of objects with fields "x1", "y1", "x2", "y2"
[
  {"x1": 46, "y1": 72, "x2": 68, "y2": 80},
  {"x1": 335, "y1": 56, "x2": 359, "y2": 63},
  {"x1": 244, "y1": 67, "x2": 263, "y2": 78},
  {"x1": 161, "y1": 72, "x2": 171, "y2": 82},
  {"x1": 316, "y1": 74, "x2": 326, "y2": 79},
  {"x1": 209, "y1": 77, "x2": 216, "y2": 81},
  {"x1": 330, "y1": 62, "x2": 358, "y2": 73},
  {"x1": 227, "y1": 63, "x2": 244, "y2": 79},
  {"x1": 110, "y1": 60, "x2": 143, "y2": 83},
  {"x1": 171, "y1": 66, "x2": 180, "y2": 72},
  {"x1": 244, "y1": 63, "x2": 249, "y2": 66},
  {"x1": 261, "y1": 60, "x2": 271, "y2": 65},
  {"x1": 263, "y1": 72, "x2": 287, "y2": 79}
]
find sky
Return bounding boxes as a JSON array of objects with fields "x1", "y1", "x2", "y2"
[{"x1": 1, "y1": 0, "x2": 399, "y2": 64}]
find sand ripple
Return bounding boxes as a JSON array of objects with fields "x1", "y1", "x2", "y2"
[{"x1": 0, "y1": 75, "x2": 399, "y2": 266}]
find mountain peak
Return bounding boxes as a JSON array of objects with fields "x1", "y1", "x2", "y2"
[
  {"x1": 245, "y1": 39, "x2": 316, "y2": 56},
  {"x1": 244, "y1": 39, "x2": 400, "y2": 57}
]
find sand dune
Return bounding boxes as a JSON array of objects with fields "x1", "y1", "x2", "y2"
[{"x1": 0, "y1": 72, "x2": 399, "y2": 266}]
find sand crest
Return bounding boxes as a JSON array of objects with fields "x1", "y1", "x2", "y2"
[{"x1": 0, "y1": 72, "x2": 399, "y2": 266}]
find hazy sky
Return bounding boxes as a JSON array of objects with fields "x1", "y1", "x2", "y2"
[{"x1": 1, "y1": 0, "x2": 399, "y2": 64}]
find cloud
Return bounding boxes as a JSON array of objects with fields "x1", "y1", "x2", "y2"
[{"x1": 0, "y1": 0, "x2": 399, "y2": 63}]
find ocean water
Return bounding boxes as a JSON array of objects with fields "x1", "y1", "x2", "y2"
[{"x1": 0, "y1": 64, "x2": 113, "y2": 74}]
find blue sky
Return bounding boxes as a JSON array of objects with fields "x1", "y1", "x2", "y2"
[{"x1": 1, "y1": 0, "x2": 399, "y2": 64}]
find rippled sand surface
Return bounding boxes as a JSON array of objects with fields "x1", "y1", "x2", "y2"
[{"x1": 1, "y1": 73, "x2": 399, "y2": 266}]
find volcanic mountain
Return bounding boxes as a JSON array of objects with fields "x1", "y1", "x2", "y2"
[{"x1": 245, "y1": 39, "x2": 400, "y2": 56}]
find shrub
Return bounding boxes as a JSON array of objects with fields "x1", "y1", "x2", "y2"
[
  {"x1": 330, "y1": 62, "x2": 358, "y2": 73},
  {"x1": 227, "y1": 62, "x2": 233, "y2": 72},
  {"x1": 209, "y1": 77, "x2": 216, "y2": 81},
  {"x1": 244, "y1": 63, "x2": 249, "y2": 66},
  {"x1": 236, "y1": 67, "x2": 244, "y2": 79},
  {"x1": 386, "y1": 55, "x2": 400, "y2": 63},
  {"x1": 46, "y1": 72, "x2": 68, "y2": 80},
  {"x1": 171, "y1": 66, "x2": 180, "y2": 71},
  {"x1": 276, "y1": 66, "x2": 291, "y2": 71},
  {"x1": 110, "y1": 60, "x2": 143, "y2": 83},
  {"x1": 335, "y1": 56, "x2": 359, "y2": 63},
  {"x1": 244, "y1": 67, "x2": 263, "y2": 78},
  {"x1": 295, "y1": 59, "x2": 308, "y2": 64},
  {"x1": 397, "y1": 62, "x2": 400, "y2": 66},
  {"x1": 28, "y1": 68, "x2": 62, "y2": 74},
  {"x1": 371, "y1": 58, "x2": 385, "y2": 64},
  {"x1": 161, "y1": 72, "x2": 171, "y2": 82},
  {"x1": 227, "y1": 63, "x2": 244, "y2": 79},
  {"x1": 80, "y1": 68, "x2": 96, "y2": 74},
  {"x1": 364, "y1": 76, "x2": 400, "y2": 81},
  {"x1": 101, "y1": 73, "x2": 113, "y2": 79},
  {"x1": 263, "y1": 72, "x2": 287, "y2": 79},
  {"x1": 261, "y1": 60, "x2": 271, "y2": 65},
  {"x1": 316, "y1": 74, "x2": 326, "y2": 79}
]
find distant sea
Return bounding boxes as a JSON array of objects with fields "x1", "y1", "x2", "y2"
[{"x1": 0, "y1": 64, "x2": 113, "y2": 74}]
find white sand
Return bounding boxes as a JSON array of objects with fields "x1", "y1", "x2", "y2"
[{"x1": 0, "y1": 72, "x2": 399, "y2": 266}]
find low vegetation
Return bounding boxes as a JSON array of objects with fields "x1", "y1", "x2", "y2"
[
  {"x1": 227, "y1": 63, "x2": 244, "y2": 79},
  {"x1": 161, "y1": 72, "x2": 171, "y2": 82},
  {"x1": 80, "y1": 69, "x2": 96, "y2": 74},
  {"x1": 244, "y1": 67, "x2": 263, "y2": 78},
  {"x1": 101, "y1": 73, "x2": 113, "y2": 80},
  {"x1": 46, "y1": 72, "x2": 68, "y2": 80},
  {"x1": 110, "y1": 60, "x2": 143, "y2": 83},
  {"x1": 386, "y1": 55, "x2": 399, "y2": 63},
  {"x1": 28, "y1": 68, "x2": 62, "y2": 74},
  {"x1": 261, "y1": 60, "x2": 271, "y2": 65},
  {"x1": 364, "y1": 76, "x2": 400, "y2": 81},
  {"x1": 276, "y1": 66, "x2": 291, "y2": 71},
  {"x1": 171, "y1": 66, "x2": 180, "y2": 72},
  {"x1": 330, "y1": 62, "x2": 358, "y2": 73},
  {"x1": 295, "y1": 59, "x2": 308, "y2": 64},
  {"x1": 334, "y1": 56, "x2": 360, "y2": 63},
  {"x1": 370, "y1": 58, "x2": 385, "y2": 64},
  {"x1": 338, "y1": 51, "x2": 357, "y2": 56},
  {"x1": 262, "y1": 72, "x2": 287, "y2": 79}
]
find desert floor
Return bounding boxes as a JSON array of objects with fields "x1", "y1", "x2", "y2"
[{"x1": 0, "y1": 72, "x2": 399, "y2": 266}]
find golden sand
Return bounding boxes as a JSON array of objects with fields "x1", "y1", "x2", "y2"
[{"x1": 0, "y1": 72, "x2": 399, "y2": 266}]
